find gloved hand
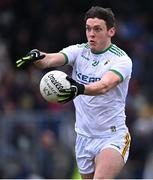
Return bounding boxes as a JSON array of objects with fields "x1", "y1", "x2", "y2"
[
  {"x1": 16, "y1": 49, "x2": 45, "y2": 68},
  {"x1": 57, "y1": 76, "x2": 85, "y2": 103}
]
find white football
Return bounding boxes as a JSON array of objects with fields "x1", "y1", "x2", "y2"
[{"x1": 39, "y1": 70, "x2": 70, "y2": 103}]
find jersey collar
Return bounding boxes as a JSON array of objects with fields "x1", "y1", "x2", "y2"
[{"x1": 91, "y1": 43, "x2": 113, "y2": 55}]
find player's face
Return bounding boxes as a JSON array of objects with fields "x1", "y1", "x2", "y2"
[{"x1": 86, "y1": 18, "x2": 116, "y2": 53}]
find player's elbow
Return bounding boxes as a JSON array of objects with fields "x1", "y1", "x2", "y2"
[
  {"x1": 100, "y1": 83, "x2": 110, "y2": 94},
  {"x1": 100, "y1": 80, "x2": 119, "y2": 94}
]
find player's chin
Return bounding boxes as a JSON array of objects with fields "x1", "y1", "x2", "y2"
[
  {"x1": 90, "y1": 44, "x2": 102, "y2": 53},
  {"x1": 90, "y1": 46, "x2": 97, "y2": 53}
]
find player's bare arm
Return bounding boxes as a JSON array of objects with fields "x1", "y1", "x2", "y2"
[
  {"x1": 84, "y1": 71, "x2": 121, "y2": 95},
  {"x1": 34, "y1": 52, "x2": 66, "y2": 69},
  {"x1": 16, "y1": 49, "x2": 66, "y2": 68}
]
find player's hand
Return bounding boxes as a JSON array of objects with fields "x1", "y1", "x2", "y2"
[
  {"x1": 57, "y1": 76, "x2": 85, "y2": 103},
  {"x1": 16, "y1": 49, "x2": 45, "y2": 68}
]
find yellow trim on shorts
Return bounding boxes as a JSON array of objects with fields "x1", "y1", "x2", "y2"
[{"x1": 121, "y1": 133, "x2": 131, "y2": 158}]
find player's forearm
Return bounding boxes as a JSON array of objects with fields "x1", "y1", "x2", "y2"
[
  {"x1": 84, "y1": 81, "x2": 110, "y2": 95},
  {"x1": 84, "y1": 72, "x2": 121, "y2": 96},
  {"x1": 34, "y1": 53, "x2": 65, "y2": 69}
]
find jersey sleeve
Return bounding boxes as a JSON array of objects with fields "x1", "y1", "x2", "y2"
[
  {"x1": 110, "y1": 56, "x2": 132, "y2": 81},
  {"x1": 60, "y1": 44, "x2": 80, "y2": 66}
]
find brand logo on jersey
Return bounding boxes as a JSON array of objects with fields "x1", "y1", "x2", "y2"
[
  {"x1": 110, "y1": 126, "x2": 116, "y2": 132},
  {"x1": 92, "y1": 60, "x2": 99, "y2": 66},
  {"x1": 76, "y1": 71, "x2": 101, "y2": 83},
  {"x1": 81, "y1": 55, "x2": 100, "y2": 67},
  {"x1": 81, "y1": 55, "x2": 89, "y2": 61},
  {"x1": 104, "y1": 59, "x2": 111, "y2": 65}
]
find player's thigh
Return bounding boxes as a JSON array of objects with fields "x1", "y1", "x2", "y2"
[{"x1": 94, "y1": 147, "x2": 124, "y2": 179}]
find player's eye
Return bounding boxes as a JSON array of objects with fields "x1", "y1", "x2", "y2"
[
  {"x1": 86, "y1": 26, "x2": 102, "y2": 33},
  {"x1": 93, "y1": 27, "x2": 102, "y2": 32},
  {"x1": 86, "y1": 27, "x2": 91, "y2": 32}
]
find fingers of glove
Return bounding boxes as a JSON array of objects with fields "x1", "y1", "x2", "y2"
[
  {"x1": 16, "y1": 61, "x2": 25, "y2": 68},
  {"x1": 57, "y1": 92, "x2": 73, "y2": 103},
  {"x1": 66, "y1": 76, "x2": 77, "y2": 85},
  {"x1": 59, "y1": 88, "x2": 73, "y2": 93},
  {"x1": 58, "y1": 89, "x2": 74, "y2": 98},
  {"x1": 57, "y1": 95, "x2": 74, "y2": 103},
  {"x1": 59, "y1": 86, "x2": 78, "y2": 96},
  {"x1": 16, "y1": 56, "x2": 32, "y2": 67},
  {"x1": 16, "y1": 56, "x2": 32, "y2": 63},
  {"x1": 57, "y1": 97, "x2": 72, "y2": 104},
  {"x1": 57, "y1": 88, "x2": 76, "y2": 103}
]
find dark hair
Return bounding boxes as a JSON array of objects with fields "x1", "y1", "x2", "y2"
[{"x1": 84, "y1": 6, "x2": 116, "y2": 29}]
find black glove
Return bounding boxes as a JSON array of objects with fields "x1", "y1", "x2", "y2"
[
  {"x1": 57, "y1": 76, "x2": 85, "y2": 103},
  {"x1": 16, "y1": 49, "x2": 45, "y2": 68}
]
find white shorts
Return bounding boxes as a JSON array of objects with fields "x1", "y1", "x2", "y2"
[{"x1": 75, "y1": 130, "x2": 131, "y2": 174}]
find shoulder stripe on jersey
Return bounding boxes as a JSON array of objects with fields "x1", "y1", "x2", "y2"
[
  {"x1": 109, "y1": 45, "x2": 126, "y2": 57},
  {"x1": 112, "y1": 44, "x2": 125, "y2": 53},
  {"x1": 111, "y1": 46, "x2": 125, "y2": 55},
  {"x1": 109, "y1": 49, "x2": 122, "y2": 57},
  {"x1": 109, "y1": 69, "x2": 124, "y2": 81},
  {"x1": 109, "y1": 47, "x2": 124, "y2": 56},
  {"x1": 112, "y1": 44, "x2": 125, "y2": 52},
  {"x1": 59, "y1": 52, "x2": 68, "y2": 65}
]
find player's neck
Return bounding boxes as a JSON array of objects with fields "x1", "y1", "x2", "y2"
[
  {"x1": 92, "y1": 41, "x2": 112, "y2": 54},
  {"x1": 102, "y1": 40, "x2": 112, "y2": 51}
]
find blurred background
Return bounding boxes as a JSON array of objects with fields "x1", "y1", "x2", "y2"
[{"x1": 0, "y1": 0, "x2": 153, "y2": 178}]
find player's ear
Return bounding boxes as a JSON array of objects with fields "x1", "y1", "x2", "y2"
[{"x1": 108, "y1": 27, "x2": 116, "y2": 37}]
